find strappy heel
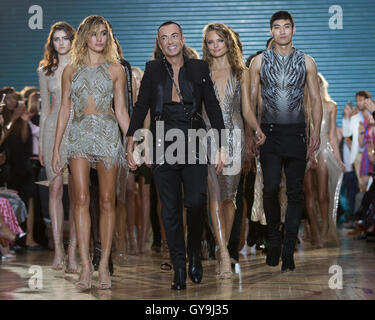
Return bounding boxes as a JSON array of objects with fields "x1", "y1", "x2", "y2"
[
  {"x1": 76, "y1": 265, "x2": 93, "y2": 290},
  {"x1": 98, "y1": 265, "x2": 112, "y2": 290},
  {"x1": 219, "y1": 249, "x2": 233, "y2": 279},
  {"x1": 51, "y1": 243, "x2": 65, "y2": 271}
]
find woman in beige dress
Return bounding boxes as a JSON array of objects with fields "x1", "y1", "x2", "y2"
[{"x1": 38, "y1": 22, "x2": 78, "y2": 272}]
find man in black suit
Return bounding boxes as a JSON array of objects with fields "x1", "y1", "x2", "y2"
[{"x1": 126, "y1": 21, "x2": 226, "y2": 290}]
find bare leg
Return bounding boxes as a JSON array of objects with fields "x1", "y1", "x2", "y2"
[
  {"x1": 316, "y1": 156, "x2": 330, "y2": 243},
  {"x1": 114, "y1": 199, "x2": 128, "y2": 265},
  {"x1": 304, "y1": 169, "x2": 323, "y2": 248},
  {"x1": 69, "y1": 158, "x2": 91, "y2": 288},
  {"x1": 26, "y1": 198, "x2": 39, "y2": 247},
  {"x1": 48, "y1": 175, "x2": 65, "y2": 269},
  {"x1": 209, "y1": 200, "x2": 232, "y2": 279},
  {"x1": 125, "y1": 174, "x2": 138, "y2": 255},
  {"x1": 137, "y1": 177, "x2": 150, "y2": 254},
  {"x1": 96, "y1": 161, "x2": 118, "y2": 289},
  {"x1": 66, "y1": 174, "x2": 78, "y2": 273},
  {"x1": 223, "y1": 199, "x2": 236, "y2": 244}
]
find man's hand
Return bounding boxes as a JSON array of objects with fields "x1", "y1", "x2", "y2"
[
  {"x1": 307, "y1": 129, "x2": 320, "y2": 159},
  {"x1": 126, "y1": 150, "x2": 140, "y2": 171},
  {"x1": 0, "y1": 153, "x2": 6, "y2": 166},
  {"x1": 343, "y1": 104, "x2": 353, "y2": 119}
]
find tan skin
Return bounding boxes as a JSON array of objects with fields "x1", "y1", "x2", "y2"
[
  {"x1": 204, "y1": 29, "x2": 265, "y2": 277},
  {"x1": 38, "y1": 29, "x2": 78, "y2": 271},
  {"x1": 126, "y1": 23, "x2": 225, "y2": 172},
  {"x1": 52, "y1": 23, "x2": 129, "y2": 288}
]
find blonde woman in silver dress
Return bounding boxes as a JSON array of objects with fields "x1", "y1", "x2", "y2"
[
  {"x1": 304, "y1": 73, "x2": 344, "y2": 247},
  {"x1": 202, "y1": 23, "x2": 265, "y2": 278},
  {"x1": 52, "y1": 16, "x2": 129, "y2": 290},
  {"x1": 38, "y1": 22, "x2": 78, "y2": 272}
]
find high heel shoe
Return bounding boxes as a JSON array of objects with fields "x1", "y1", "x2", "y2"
[
  {"x1": 219, "y1": 249, "x2": 232, "y2": 279},
  {"x1": 51, "y1": 244, "x2": 65, "y2": 271},
  {"x1": 128, "y1": 235, "x2": 138, "y2": 256},
  {"x1": 65, "y1": 241, "x2": 79, "y2": 274},
  {"x1": 98, "y1": 264, "x2": 112, "y2": 290},
  {"x1": 108, "y1": 253, "x2": 114, "y2": 276},
  {"x1": 76, "y1": 265, "x2": 93, "y2": 290}
]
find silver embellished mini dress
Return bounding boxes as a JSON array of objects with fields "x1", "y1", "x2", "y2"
[{"x1": 68, "y1": 62, "x2": 125, "y2": 169}]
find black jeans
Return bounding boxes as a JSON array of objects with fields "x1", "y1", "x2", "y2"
[
  {"x1": 152, "y1": 163, "x2": 207, "y2": 270},
  {"x1": 259, "y1": 123, "x2": 307, "y2": 257}
]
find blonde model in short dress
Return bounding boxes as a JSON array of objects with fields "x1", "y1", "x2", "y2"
[
  {"x1": 52, "y1": 16, "x2": 129, "y2": 290},
  {"x1": 38, "y1": 21, "x2": 78, "y2": 272}
]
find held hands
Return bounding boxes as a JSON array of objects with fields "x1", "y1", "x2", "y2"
[
  {"x1": 126, "y1": 149, "x2": 140, "y2": 171},
  {"x1": 254, "y1": 127, "x2": 266, "y2": 146},
  {"x1": 307, "y1": 129, "x2": 321, "y2": 159}
]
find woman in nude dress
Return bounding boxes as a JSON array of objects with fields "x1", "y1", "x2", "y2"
[
  {"x1": 304, "y1": 73, "x2": 344, "y2": 247},
  {"x1": 38, "y1": 22, "x2": 78, "y2": 272},
  {"x1": 202, "y1": 23, "x2": 265, "y2": 278},
  {"x1": 52, "y1": 16, "x2": 130, "y2": 290}
]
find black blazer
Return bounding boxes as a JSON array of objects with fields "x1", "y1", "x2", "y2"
[{"x1": 126, "y1": 57, "x2": 225, "y2": 147}]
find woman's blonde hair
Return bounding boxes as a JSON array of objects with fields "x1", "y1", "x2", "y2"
[
  {"x1": 202, "y1": 23, "x2": 245, "y2": 80},
  {"x1": 71, "y1": 15, "x2": 119, "y2": 68},
  {"x1": 317, "y1": 72, "x2": 335, "y2": 104}
]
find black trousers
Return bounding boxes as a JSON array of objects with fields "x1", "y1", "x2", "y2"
[
  {"x1": 259, "y1": 123, "x2": 307, "y2": 257},
  {"x1": 152, "y1": 163, "x2": 207, "y2": 270}
]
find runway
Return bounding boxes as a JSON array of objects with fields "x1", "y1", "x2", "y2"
[{"x1": 1, "y1": 229, "x2": 374, "y2": 300}]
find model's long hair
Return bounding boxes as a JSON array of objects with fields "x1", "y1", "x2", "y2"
[
  {"x1": 202, "y1": 23, "x2": 245, "y2": 80},
  {"x1": 318, "y1": 73, "x2": 335, "y2": 104},
  {"x1": 71, "y1": 15, "x2": 119, "y2": 69},
  {"x1": 38, "y1": 22, "x2": 76, "y2": 76}
]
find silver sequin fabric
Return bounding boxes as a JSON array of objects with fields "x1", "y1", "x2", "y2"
[
  {"x1": 205, "y1": 71, "x2": 244, "y2": 203},
  {"x1": 260, "y1": 48, "x2": 306, "y2": 124},
  {"x1": 68, "y1": 62, "x2": 125, "y2": 169}
]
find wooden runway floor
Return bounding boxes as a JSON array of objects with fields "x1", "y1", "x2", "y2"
[{"x1": 1, "y1": 229, "x2": 375, "y2": 300}]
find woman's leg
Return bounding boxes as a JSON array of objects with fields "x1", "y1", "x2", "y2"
[
  {"x1": 48, "y1": 175, "x2": 65, "y2": 269},
  {"x1": 304, "y1": 169, "x2": 323, "y2": 248},
  {"x1": 125, "y1": 174, "x2": 138, "y2": 255},
  {"x1": 209, "y1": 199, "x2": 232, "y2": 278},
  {"x1": 69, "y1": 158, "x2": 91, "y2": 286},
  {"x1": 223, "y1": 199, "x2": 236, "y2": 244},
  {"x1": 66, "y1": 174, "x2": 78, "y2": 273},
  {"x1": 26, "y1": 198, "x2": 39, "y2": 247},
  {"x1": 114, "y1": 199, "x2": 128, "y2": 265},
  {"x1": 96, "y1": 161, "x2": 118, "y2": 288},
  {"x1": 316, "y1": 156, "x2": 330, "y2": 242},
  {"x1": 138, "y1": 177, "x2": 151, "y2": 254}
]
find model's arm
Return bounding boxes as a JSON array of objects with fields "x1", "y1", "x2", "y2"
[
  {"x1": 112, "y1": 64, "x2": 130, "y2": 136},
  {"x1": 365, "y1": 98, "x2": 375, "y2": 120},
  {"x1": 126, "y1": 62, "x2": 152, "y2": 170},
  {"x1": 52, "y1": 64, "x2": 73, "y2": 175},
  {"x1": 305, "y1": 55, "x2": 322, "y2": 155},
  {"x1": 37, "y1": 68, "x2": 50, "y2": 166},
  {"x1": 242, "y1": 64, "x2": 265, "y2": 145},
  {"x1": 328, "y1": 102, "x2": 345, "y2": 170}
]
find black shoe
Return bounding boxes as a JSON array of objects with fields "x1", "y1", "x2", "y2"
[
  {"x1": 281, "y1": 255, "x2": 295, "y2": 272},
  {"x1": 266, "y1": 246, "x2": 281, "y2": 266},
  {"x1": 188, "y1": 254, "x2": 203, "y2": 284},
  {"x1": 92, "y1": 244, "x2": 101, "y2": 271},
  {"x1": 171, "y1": 267, "x2": 186, "y2": 290}
]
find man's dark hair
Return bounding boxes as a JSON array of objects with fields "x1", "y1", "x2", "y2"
[
  {"x1": 356, "y1": 90, "x2": 371, "y2": 99},
  {"x1": 157, "y1": 21, "x2": 183, "y2": 36},
  {"x1": 270, "y1": 11, "x2": 294, "y2": 28}
]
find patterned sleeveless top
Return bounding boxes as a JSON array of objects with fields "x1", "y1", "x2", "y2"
[
  {"x1": 260, "y1": 48, "x2": 306, "y2": 124},
  {"x1": 70, "y1": 62, "x2": 113, "y2": 115}
]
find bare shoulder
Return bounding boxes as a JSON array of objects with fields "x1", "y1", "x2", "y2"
[
  {"x1": 327, "y1": 100, "x2": 337, "y2": 112},
  {"x1": 250, "y1": 53, "x2": 263, "y2": 71},
  {"x1": 62, "y1": 64, "x2": 74, "y2": 80},
  {"x1": 241, "y1": 66, "x2": 250, "y2": 82},
  {"x1": 109, "y1": 62, "x2": 126, "y2": 81},
  {"x1": 304, "y1": 54, "x2": 317, "y2": 72}
]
